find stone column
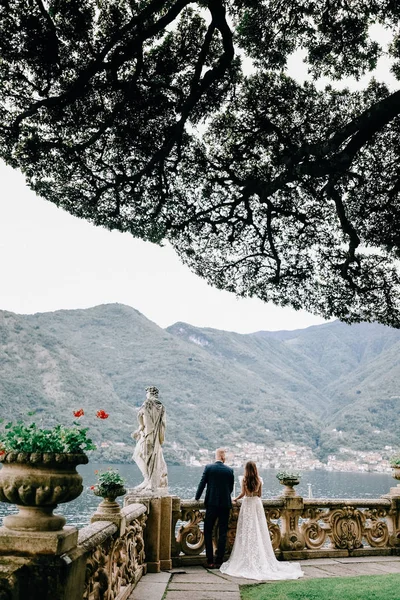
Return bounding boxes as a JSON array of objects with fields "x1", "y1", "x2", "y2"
[
  {"x1": 381, "y1": 490, "x2": 400, "y2": 548},
  {"x1": 280, "y1": 495, "x2": 306, "y2": 554},
  {"x1": 145, "y1": 497, "x2": 162, "y2": 573},
  {"x1": 125, "y1": 494, "x2": 161, "y2": 572},
  {"x1": 125, "y1": 492, "x2": 173, "y2": 573},
  {"x1": 160, "y1": 496, "x2": 172, "y2": 570},
  {"x1": 171, "y1": 496, "x2": 182, "y2": 562}
]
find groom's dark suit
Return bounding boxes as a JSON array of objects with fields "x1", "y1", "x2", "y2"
[{"x1": 195, "y1": 460, "x2": 234, "y2": 566}]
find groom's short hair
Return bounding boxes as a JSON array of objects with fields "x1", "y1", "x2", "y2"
[{"x1": 215, "y1": 448, "x2": 226, "y2": 461}]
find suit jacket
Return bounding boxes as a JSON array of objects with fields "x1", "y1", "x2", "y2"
[{"x1": 195, "y1": 461, "x2": 234, "y2": 508}]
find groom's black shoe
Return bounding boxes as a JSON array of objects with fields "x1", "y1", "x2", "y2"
[{"x1": 205, "y1": 562, "x2": 218, "y2": 569}]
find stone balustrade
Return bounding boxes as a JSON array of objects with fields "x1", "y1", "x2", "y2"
[
  {"x1": 171, "y1": 492, "x2": 400, "y2": 566},
  {"x1": 0, "y1": 503, "x2": 147, "y2": 600},
  {"x1": 71, "y1": 503, "x2": 147, "y2": 599},
  {"x1": 1, "y1": 485, "x2": 400, "y2": 598}
]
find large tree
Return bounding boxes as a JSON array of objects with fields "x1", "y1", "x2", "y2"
[{"x1": 1, "y1": 0, "x2": 400, "y2": 326}]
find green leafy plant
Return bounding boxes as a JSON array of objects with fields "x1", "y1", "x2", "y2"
[
  {"x1": 0, "y1": 409, "x2": 108, "y2": 454},
  {"x1": 389, "y1": 454, "x2": 400, "y2": 468},
  {"x1": 91, "y1": 468, "x2": 126, "y2": 496},
  {"x1": 276, "y1": 471, "x2": 301, "y2": 481},
  {"x1": 0, "y1": 422, "x2": 96, "y2": 454}
]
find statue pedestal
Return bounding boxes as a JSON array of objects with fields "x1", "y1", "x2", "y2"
[{"x1": 125, "y1": 492, "x2": 172, "y2": 572}]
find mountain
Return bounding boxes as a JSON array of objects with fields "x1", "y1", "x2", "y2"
[
  {"x1": 0, "y1": 304, "x2": 399, "y2": 463},
  {"x1": 166, "y1": 319, "x2": 400, "y2": 457}
]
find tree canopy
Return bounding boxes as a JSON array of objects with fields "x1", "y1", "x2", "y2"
[{"x1": 1, "y1": 0, "x2": 400, "y2": 326}]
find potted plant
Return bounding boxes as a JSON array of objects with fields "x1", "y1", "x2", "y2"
[
  {"x1": 91, "y1": 468, "x2": 126, "y2": 517},
  {"x1": 276, "y1": 470, "x2": 301, "y2": 497},
  {"x1": 92, "y1": 468, "x2": 126, "y2": 500},
  {"x1": 0, "y1": 409, "x2": 107, "y2": 531},
  {"x1": 389, "y1": 454, "x2": 400, "y2": 480}
]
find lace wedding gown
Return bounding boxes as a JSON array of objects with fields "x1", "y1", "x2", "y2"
[{"x1": 220, "y1": 494, "x2": 304, "y2": 580}]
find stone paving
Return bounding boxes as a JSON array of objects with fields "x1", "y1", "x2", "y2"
[{"x1": 129, "y1": 556, "x2": 400, "y2": 600}]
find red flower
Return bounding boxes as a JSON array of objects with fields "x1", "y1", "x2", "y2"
[
  {"x1": 73, "y1": 408, "x2": 84, "y2": 418},
  {"x1": 94, "y1": 470, "x2": 99, "y2": 474},
  {"x1": 96, "y1": 410, "x2": 109, "y2": 420},
  {"x1": 90, "y1": 485, "x2": 95, "y2": 490},
  {"x1": 0, "y1": 450, "x2": 5, "y2": 457}
]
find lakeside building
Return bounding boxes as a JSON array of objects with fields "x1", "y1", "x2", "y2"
[{"x1": 180, "y1": 442, "x2": 395, "y2": 474}]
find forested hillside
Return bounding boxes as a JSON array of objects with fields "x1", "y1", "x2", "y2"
[{"x1": 0, "y1": 304, "x2": 399, "y2": 463}]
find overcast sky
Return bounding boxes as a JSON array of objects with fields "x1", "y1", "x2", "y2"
[
  {"x1": 0, "y1": 161, "x2": 328, "y2": 333},
  {"x1": 0, "y1": 25, "x2": 394, "y2": 334}
]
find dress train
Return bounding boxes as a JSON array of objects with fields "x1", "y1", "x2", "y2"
[{"x1": 220, "y1": 496, "x2": 304, "y2": 580}]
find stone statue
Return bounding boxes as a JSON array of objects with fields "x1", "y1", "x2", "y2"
[{"x1": 132, "y1": 386, "x2": 168, "y2": 494}]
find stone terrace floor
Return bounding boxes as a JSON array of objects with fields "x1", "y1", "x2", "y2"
[{"x1": 129, "y1": 556, "x2": 400, "y2": 600}]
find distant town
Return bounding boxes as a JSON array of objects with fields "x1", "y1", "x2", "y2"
[{"x1": 170, "y1": 440, "x2": 397, "y2": 474}]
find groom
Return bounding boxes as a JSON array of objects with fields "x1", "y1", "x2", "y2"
[{"x1": 195, "y1": 448, "x2": 234, "y2": 568}]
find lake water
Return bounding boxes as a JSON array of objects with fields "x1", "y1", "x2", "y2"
[{"x1": 0, "y1": 464, "x2": 396, "y2": 528}]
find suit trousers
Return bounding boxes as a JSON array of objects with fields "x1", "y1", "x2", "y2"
[{"x1": 204, "y1": 505, "x2": 231, "y2": 564}]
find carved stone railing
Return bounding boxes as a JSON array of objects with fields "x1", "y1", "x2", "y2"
[
  {"x1": 2, "y1": 490, "x2": 400, "y2": 597},
  {"x1": 300, "y1": 499, "x2": 396, "y2": 553},
  {"x1": 171, "y1": 494, "x2": 400, "y2": 566},
  {"x1": 0, "y1": 503, "x2": 147, "y2": 600},
  {"x1": 68, "y1": 503, "x2": 147, "y2": 600}
]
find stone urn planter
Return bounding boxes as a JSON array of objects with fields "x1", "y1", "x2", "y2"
[
  {"x1": 91, "y1": 467, "x2": 127, "y2": 518},
  {"x1": 93, "y1": 485, "x2": 127, "y2": 517},
  {"x1": 0, "y1": 451, "x2": 88, "y2": 531},
  {"x1": 277, "y1": 476, "x2": 301, "y2": 497}
]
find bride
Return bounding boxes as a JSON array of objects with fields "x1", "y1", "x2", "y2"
[{"x1": 219, "y1": 461, "x2": 304, "y2": 580}]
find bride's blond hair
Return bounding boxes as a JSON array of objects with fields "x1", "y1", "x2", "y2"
[{"x1": 243, "y1": 461, "x2": 260, "y2": 493}]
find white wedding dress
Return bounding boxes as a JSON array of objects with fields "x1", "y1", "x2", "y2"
[{"x1": 220, "y1": 488, "x2": 304, "y2": 581}]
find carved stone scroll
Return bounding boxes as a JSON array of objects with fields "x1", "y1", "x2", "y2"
[
  {"x1": 301, "y1": 507, "x2": 328, "y2": 550},
  {"x1": 171, "y1": 499, "x2": 183, "y2": 558},
  {"x1": 82, "y1": 513, "x2": 147, "y2": 600},
  {"x1": 119, "y1": 516, "x2": 147, "y2": 587},
  {"x1": 83, "y1": 539, "x2": 112, "y2": 600},
  {"x1": 328, "y1": 506, "x2": 364, "y2": 550},
  {"x1": 264, "y1": 507, "x2": 282, "y2": 551},
  {"x1": 177, "y1": 507, "x2": 205, "y2": 556},
  {"x1": 363, "y1": 508, "x2": 389, "y2": 547}
]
